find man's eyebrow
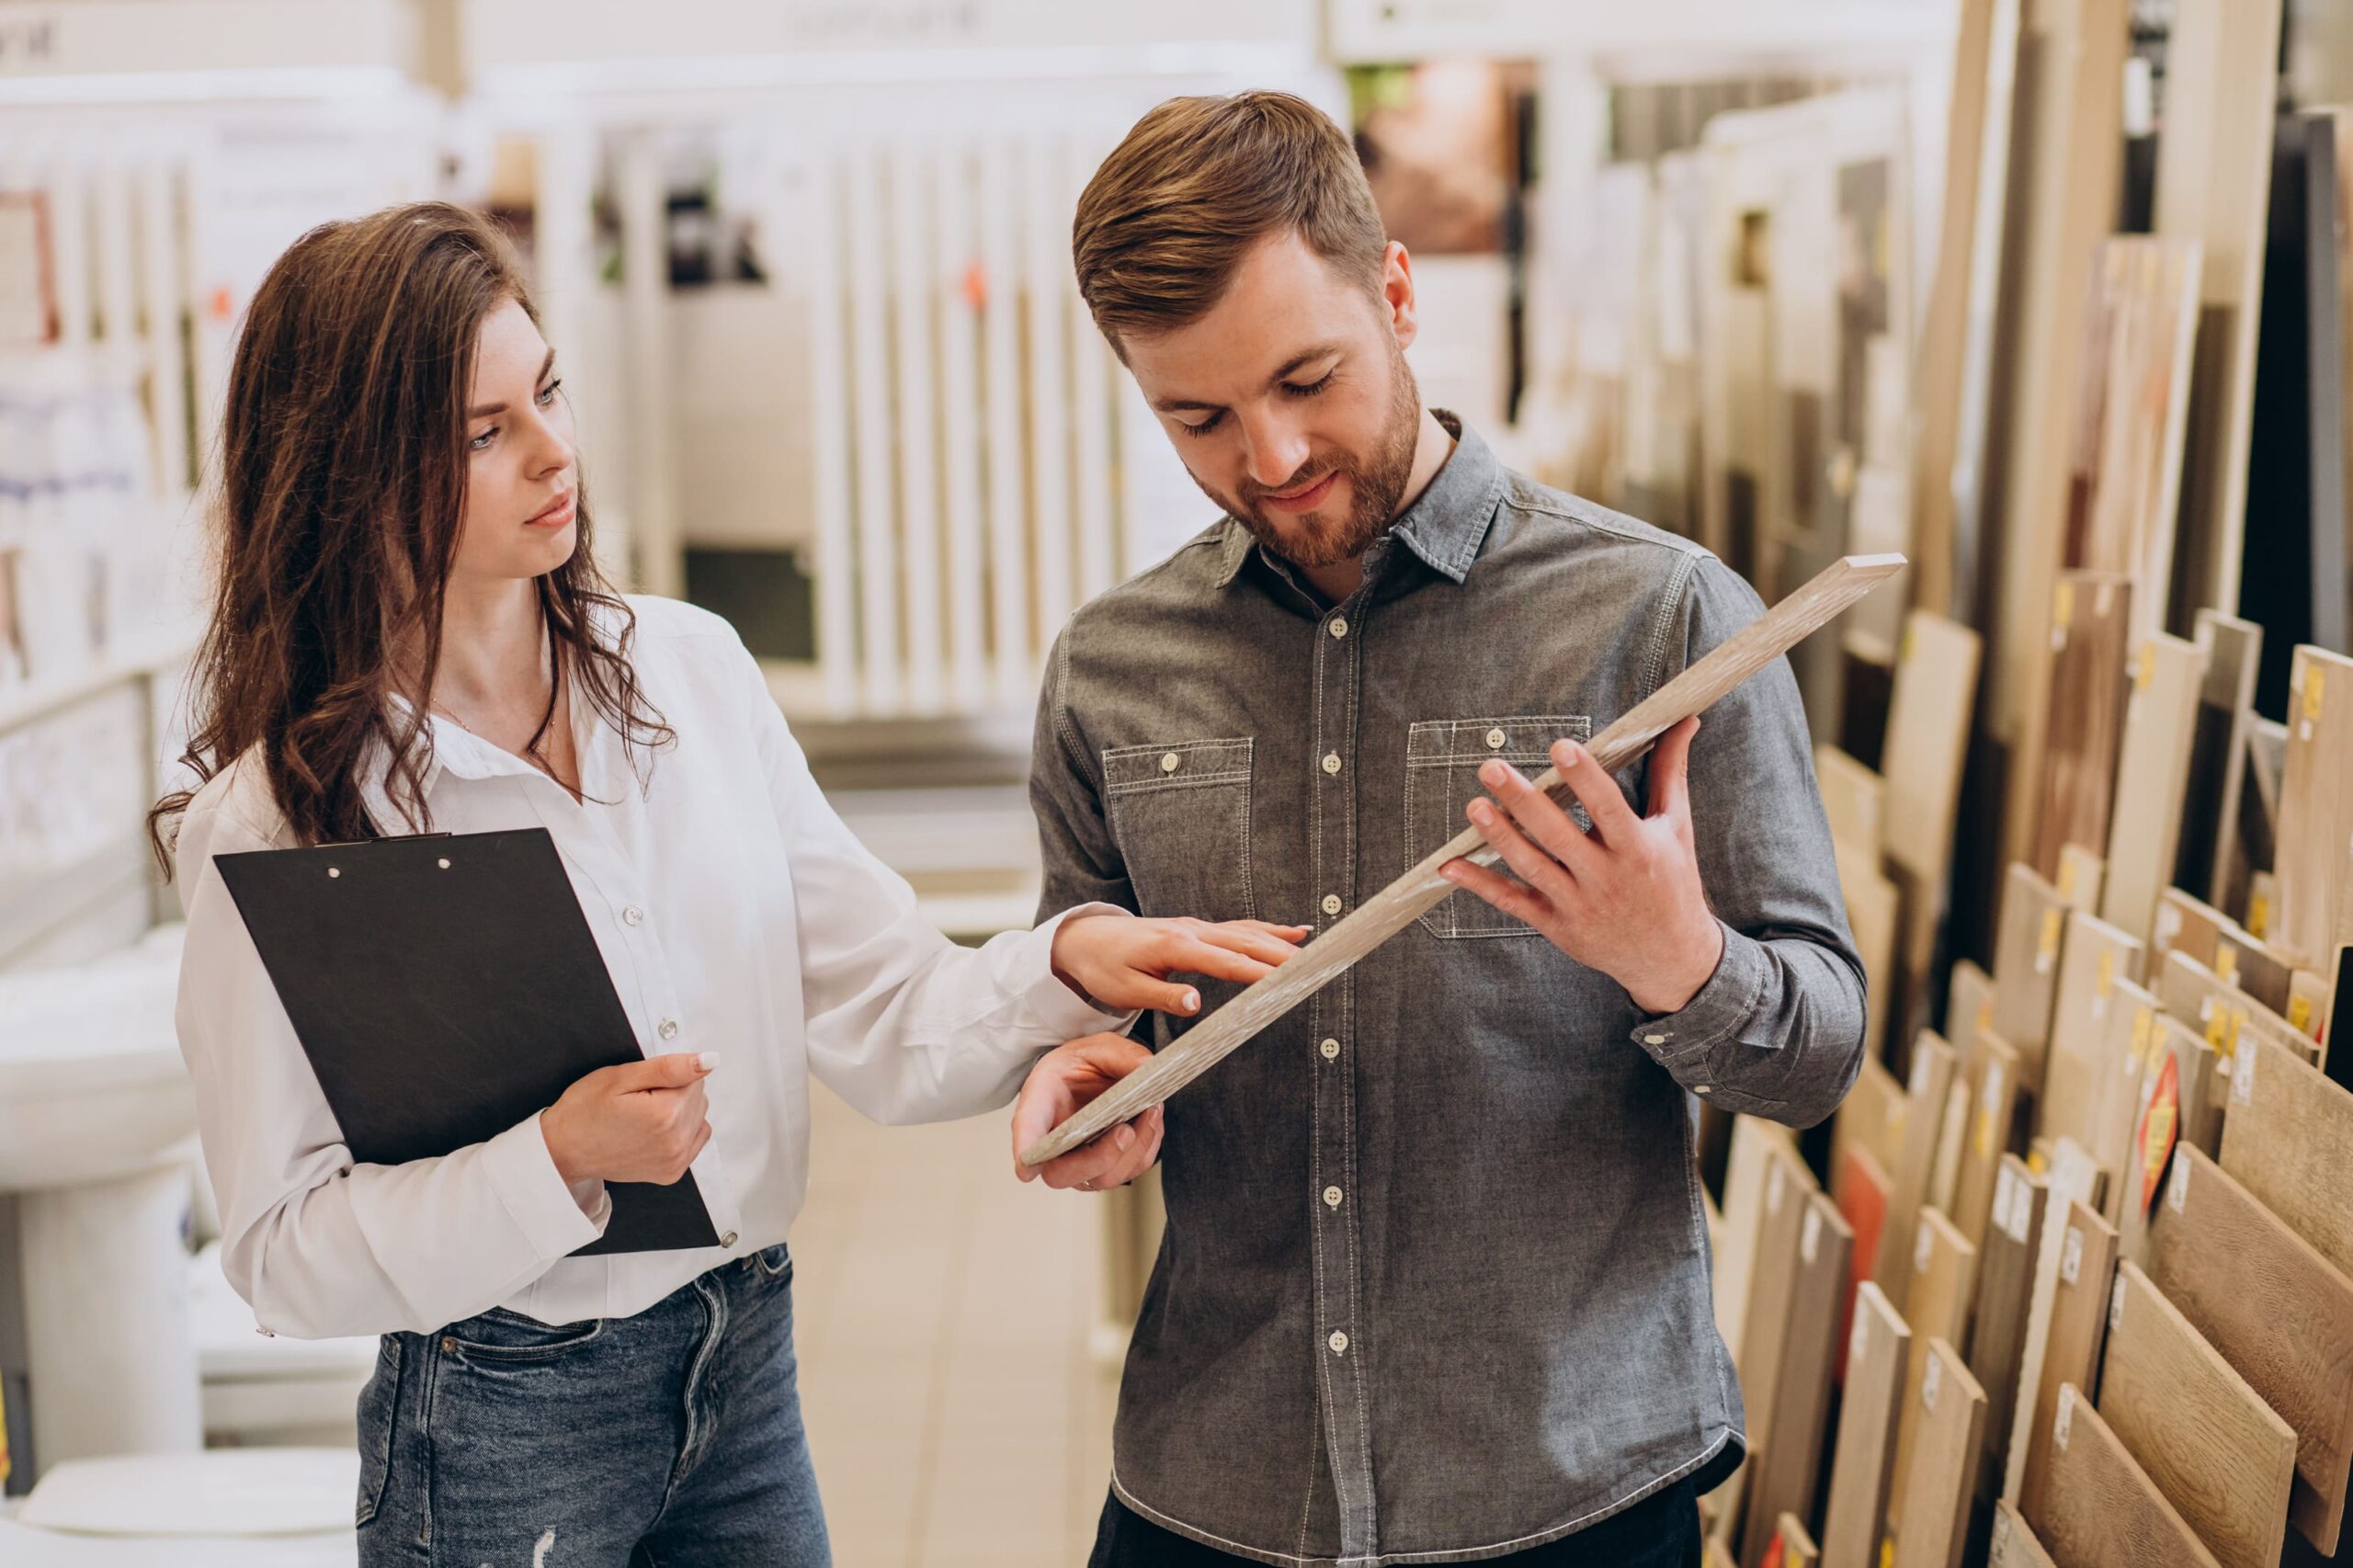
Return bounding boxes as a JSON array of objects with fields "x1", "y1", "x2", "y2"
[
  {"x1": 466, "y1": 348, "x2": 558, "y2": 419},
  {"x1": 1148, "y1": 344, "x2": 1346, "y2": 415}
]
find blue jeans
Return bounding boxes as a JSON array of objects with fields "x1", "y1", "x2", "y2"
[{"x1": 356, "y1": 1242, "x2": 830, "y2": 1567}]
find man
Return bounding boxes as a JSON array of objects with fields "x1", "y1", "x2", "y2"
[{"x1": 1009, "y1": 91, "x2": 1865, "y2": 1568}]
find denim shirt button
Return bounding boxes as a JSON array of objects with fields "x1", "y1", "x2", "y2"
[
  {"x1": 1321, "y1": 752, "x2": 1342, "y2": 775},
  {"x1": 1321, "y1": 894, "x2": 1343, "y2": 916},
  {"x1": 1327, "y1": 617, "x2": 1348, "y2": 639},
  {"x1": 1320, "y1": 1039, "x2": 1340, "y2": 1061},
  {"x1": 1643, "y1": 1033, "x2": 1667, "y2": 1046},
  {"x1": 1323, "y1": 1186, "x2": 1344, "y2": 1209}
]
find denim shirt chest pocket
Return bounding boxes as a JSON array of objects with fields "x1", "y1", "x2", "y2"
[
  {"x1": 1406, "y1": 715, "x2": 1591, "y2": 938},
  {"x1": 1101, "y1": 737, "x2": 1256, "y2": 925}
]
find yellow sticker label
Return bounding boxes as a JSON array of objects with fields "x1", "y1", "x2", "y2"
[
  {"x1": 2136, "y1": 642, "x2": 2156, "y2": 690},
  {"x1": 1880, "y1": 1540, "x2": 1895, "y2": 1568},
  {"x1": 1976, "y1": 1107, "x2": 1996, "y2": 1160},
  {"x1": 2290, "y1": 994, "x2": 2314, "y2": 1034},
  {"x1": 2130, "y1": 1006, "x2": 2154, "y2": 1067},
  {"x1": 2057, "y1": 858, "x2": 2077, "y2": 900},
  {"x1": 2247, "y1": 892, "x2": 2270, "y2": 939},
  {"x1": 2216, "y1": 946, "x2": 2240, "y2": 986},
  {"x1": 2054, "y1": 581, "x2": 2076, "y2": 627},
  {"x1": 2308, "y1": 663, "x2": 2326, "y2": 721},
  {"x1": 2206, "y1": 1004, "x2": 2231, "y2": 1051},
  {"x1": 2039, "y1": 908, "x2": 2064, "y2": 963},
  {"x1": 2097, "y1": 947, "x2": 2116, "y2": 1001},
  {"x1": 1902, "y1": 622, "x2": 1917, "y2": 665}
]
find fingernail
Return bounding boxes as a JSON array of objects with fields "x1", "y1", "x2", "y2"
[
  {"x1": 1116, "y1": 1127, "x2": 1136, "y2": 1149},
  {"x1": 1183, "y1": 989, "x2": 1200, "y2": 1012},
  {"x1": 1480, "y1": 759, "x2": 1506, "y2": 785},
  {"x1": 696, "y1": 1052, "x2": 722, "y2": 1071},
  {"x1": 1469, "y1": 800, "x2": 1493, "y2": 824}
]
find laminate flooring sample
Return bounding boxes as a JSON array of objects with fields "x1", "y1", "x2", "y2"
[
  {"x1": 1890, "y1": 1210, "x2": 1978, "y2": 1534},
  {"x1": 1990, "y1": 1501, "x2": 2059, "y2": 1568},
  {"x1": 1823, "y1": 1281, "x2": 1910, "y2": 1568},
  {"x1": 1740, "y1": 1141, "x2": 1820, "y2": 1465},
  {"x1": 1881, "y1": 1032, "x2": 1961, "y2": 1306},
  {"x1": 1995, "y1": 863, "x2": 2075, "y2": 1084},
  {"x1": 1970, "y1": 1157, "x2": 2049, "y2": 1490},
  {"x1": 2031, "y1": 573, "x2": 2133, "y2": 883},
  {"x1": 2042, "y1": 910, "x2": 2147, "y2": 1153},
  {"x1": 2016, "y1": 1199, "x2": 2120, "y2": 1518},
  {"x1": 1775, "y1": 1514, "x2": 1822, "y2": 1568},
  {"x1": 2217, "y1": 1032, "x2": 2353, "y2": 1277},
  {"x1": 2098, "y1": 1259, "x2": 2295, "y2": 1568},
  {"x1": 1835, "y1": 1051, "x2": 1906, "y2": 1183},
  {"x1": 1742, "y1": 1191, "x2": 1854, "y2": 1568},
  {"x1": 2147, "y1": 1144, "x2": 2353, "y2": 1552},
  {"x1": 1953, "y1": 1031, "x2": 2026, "y2": 1249},
  {"x1": 1890, "y1": 1338, "x2": 1985, "y2": 1568},
  {"x1": 2277, "y1": 647, "x2": 2353, "y2": 968},
  {"x1": 2027, "y1": 1384, "x2": 2222, "y2": 1568},
  {"x1": 2101, "y1": 631, "x2": 2207, "y2": 943}
]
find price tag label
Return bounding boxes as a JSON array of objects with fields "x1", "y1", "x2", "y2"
[
  {"x1": 1923, "y1": 1351, "x2": 1942, "y2": 1413},
  {"x1": 2109, "y1": 1274, "x2": 2128, "y2": 1329},
  {"x1": 2136, "y1": 642, "x2": 2156, "y2": 690},
  {"x1": 1802, "y1": 1204, "x2": 1823, "y2": 1265},
  {"x1": 2308, "y1": 661, "x2": 2326, "y2": 722},
  {"x1": 2290, "y1": 994, "x2": 2314, "y2": 1035},
  {"x1": 1768, "y1": 1159, "x2": 1786, "y2": 1215},
  {"x1": 2234, "y1": 1039, "x2": 2257, "y2": 1106},
  {"x1": 2062, "y1": 1225, "x2": 2085, "y2": 1285},
  {"x1": 2169, "y1": 1153, "x2": 2190, "y2": 1214},
  {"x1": 2054, "y1": 1383, "x2": 2075, "y2": 1449},
  {"x1": 2036, "y1": 908, "x2": 2063, "y2": 973},
  {"x1": 2129, "y1": 1006, "x2": 2154, "y2": 1069},
  {"x1": 2215, "y1": 945, "x2": 2240, "y2": 986}
]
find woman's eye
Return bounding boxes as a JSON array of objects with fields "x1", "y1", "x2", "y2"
[
  {"x1": 469, "y1": 428, "x2": 496, "y2": 451},
  {"x1": 536, "y1": 379, "x2": 563, "y2": 407}
]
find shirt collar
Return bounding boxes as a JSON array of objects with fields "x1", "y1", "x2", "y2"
[{"x1": 1211, "y1": 409, "x2": 1501, "y2": 590}]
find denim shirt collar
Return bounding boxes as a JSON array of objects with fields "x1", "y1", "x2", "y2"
[{"x1": 1212, "y1": 409, "x2": 1501, "y2": 591}]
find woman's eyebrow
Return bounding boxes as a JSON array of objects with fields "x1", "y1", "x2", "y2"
[{"x1": 466, "y1": 348, "x2": 559, "y2": 419}]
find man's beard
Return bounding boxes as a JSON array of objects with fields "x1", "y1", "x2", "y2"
[{"x1": 1199, "y1": 342, "x2": 1425, "y2": 572}]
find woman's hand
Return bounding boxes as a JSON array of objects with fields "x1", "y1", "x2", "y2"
[
  {"x1": 1051, "y1": 914, "x2": 1308, "y2": 1015},
  {"x1": 1011, "y1": 1034, "x2": 1164, "y2": 1190},
  {"x1": 540, "y1": 1051, "x2": 716, "y2": 1187}
]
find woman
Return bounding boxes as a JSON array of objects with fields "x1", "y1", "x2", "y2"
[{"x1": 153, "y1": 202, "x2": 1299, "y2": 1566}]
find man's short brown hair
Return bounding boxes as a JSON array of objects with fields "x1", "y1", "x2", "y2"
[{"x1": 1072, "y1": 90, "x2": 1389, "y2": 353}]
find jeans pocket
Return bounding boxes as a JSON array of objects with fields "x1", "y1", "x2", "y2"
[
  {"x1": 438, "y1": 1307, "x2": 607, "y2": 1363},
  {"x1": 1406, "y1": 716, "x2": 1590, "y2": 938},
  {"x1": 1101, "y1": 738, "x2": 1256, "y2": 924},
  {"x1": 753, "y1": 1240, "x2": 794, "y2": 1281},
  {"x1": 354, "y1": 1335, "x2": 405, "y2": 1528}
]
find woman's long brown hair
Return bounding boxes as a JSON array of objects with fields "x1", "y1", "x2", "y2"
[{"x1": 150, "y1": 201, "x2": 672, "y2": 871}]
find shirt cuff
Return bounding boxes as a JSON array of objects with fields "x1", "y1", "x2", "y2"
[
  {"x1": 1629, "y1": 921, "x2": 1767, "y2": 1068},
  {"x1": 482, "y1": 1113, "x2": 610, "y2": 1259},
  {"x1": 1017, "y1": 903, "x2": 1146, "y2": 1040}
]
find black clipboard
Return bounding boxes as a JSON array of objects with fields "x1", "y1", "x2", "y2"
[{"x1": 213, "y1": 827, "x2": 720, "y2": 1256}]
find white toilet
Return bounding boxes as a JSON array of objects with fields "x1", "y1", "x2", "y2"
[{"x1": 2, "y1": 1448, "x2": 357, "y2": 1563}]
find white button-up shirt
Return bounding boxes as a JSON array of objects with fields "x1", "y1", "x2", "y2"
[{"x1": 173, "y1": 597, "x2": 1126, "y2": 1338}]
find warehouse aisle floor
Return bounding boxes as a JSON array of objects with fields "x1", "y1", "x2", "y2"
[{"x1": 790, "y1": 1082, "x2": 1119, "y2": 1567}]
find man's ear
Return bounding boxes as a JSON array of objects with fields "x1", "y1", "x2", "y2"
[{"x1": 1381, "y1": 241, "x2": 1419, "y2": 352}]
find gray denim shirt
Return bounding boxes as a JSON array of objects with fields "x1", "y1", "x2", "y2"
[{"x1": 1030, "y1": 415, "x2": 1865, "y2": 1566}]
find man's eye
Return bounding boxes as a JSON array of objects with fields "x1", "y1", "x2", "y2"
[
  {"x1": 1283, "y1": 373, "x2": 1335, "y2": 399},
  {"x1": 1180, "y1": 413, "x2": 1225, "y2": 439}
]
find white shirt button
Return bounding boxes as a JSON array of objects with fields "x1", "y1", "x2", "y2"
[
  {"x1": 720, "y1": 1231, "x2": 738, "y2": 1247},
  {"x1": 1327, "y1": 617, "x2": 1348, "y2": 639},
  {"x1": 1328, "y1": 1330, "x2": 1349, "y2": 1355},
  {"x1": 1643, "y1": 1033, "x2": 1666, "y2": 1046},
  {"x1": 623, "y1": 905, "x2": 645, "y2": 926},
  {"x1": 1321, "y1": 894, "x2": 1343, "y2": 916},
  {"x1": 1324, "y1": 1186, "x2": 1344, "y2": 1209},
  {"x1": 1486, "y1": 728, "x2": 1507, "y2": 749},
  {"x1": 658, "y1": 1018, "x2": 680, "y2": 1041},
  {"x1": 1695, "y1": 1085, "x2": 1712, "y2": 1096},
  {"x1": 1320, "y1": 1039, "x2": 1340, "y2": 1061},
  {"x1": 1322, "y1": 752, "x2": 1342, "y2": 775},
  {"x1": 1160, "y1": 752, "x2": 1181, "y2": 774}
]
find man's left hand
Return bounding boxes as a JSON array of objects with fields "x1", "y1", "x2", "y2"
[{"x1": 1439, "y1": 715, "x2": 1723, "y2": 1016}]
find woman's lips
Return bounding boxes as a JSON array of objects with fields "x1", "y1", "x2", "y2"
[
  {"x1": 1262, "y1": 472, "x2": 1340, "y2": 515},
  {"x1": 525, "y1": 492, "x2": 576, "y2": 528}
]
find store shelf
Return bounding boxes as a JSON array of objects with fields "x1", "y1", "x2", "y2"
[{"x1": 0, "y1": 631, "x2": 192, "y2": 739}]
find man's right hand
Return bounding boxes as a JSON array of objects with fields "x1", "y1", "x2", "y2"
[{"x1": 540, "y1": 1052, "x2": 716, "y2": 1187}]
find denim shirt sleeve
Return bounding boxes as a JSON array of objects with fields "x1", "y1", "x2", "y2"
[
  {"x1": 1627, "y1": 556, "x2": 1868, "y2": 1128},
  {"x1": 1029, "y1": 628, "x2": 1140, "y2": 924}
]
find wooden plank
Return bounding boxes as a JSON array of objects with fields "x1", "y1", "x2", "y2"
[
  {"x1": 1991, "y1": 1501, "x2": 2060, "y2": 1568},
  {"x1": 2218, "y1": 1031, "x2": 2353, "y2": 1277},
  {"x1": 2028, "y1": 1383, "x2": 2222, "y2": 1568},
  {"x1": 2150, "y1": 0, "x2": 2284, "y2": 631},
  {"x1": 1881, "y1": 1032, "x2": 1961, "y2": 1308},
  {"x1": 2154, "y1": 887, "x2": 2234, "y2": 974},
  {"x1": 1929, "y1": 1076, "x2": 1972, "y2": 1218},
  {"x1": 2030, "y1": 573, "x2": 2134, "y2": 883},
  {"x1": 1889, "y1": 1337, "x2": 1986, "y2": 1568},
  {"x1": 1890, "y1": 1210, "x2": 1978, "y2": 1534},
  {"x1": 1819, "y1": 744, "x2": 1887, "y2": 854},
  {"x1": 1823, "y1": 1281, "x2": 1910, "y2": 1568},
  {"x1": 2276, "y1": 647, "x2": 2353, "y2": 971},
  {"x1": 1842, "y1": 848, "x2": 1904, "y2": 1062},
  {"x1": 2148, "y1": 1144, "x2": 2353, "y2": 1553},
  {"x1": 1775, "y1": 1514, "x2": 1821, "y2": 1568},
  {"x1": 2065, "y1": 239, "x2": 2203, "y2": 648},
  {"x1": 1740, "y1": 1141, "x2": 1821, "y2": 1467},
  {"x1": 1947, "y1": 960, "x2": 1995, "y2": 1061},
  {"x1": 2099, "y1": 631, "x2": 2208, "y2": 943},
  {"x1": 1836, "y1": 1146, "x2": 1893, "y2": 1304},
  {"x1": 2288, "y1": 966, "x2": 2329, "y2": 1048},
  {"x1": 1993, "y1": 863, "x2": 2074, "y2": 1088},
  {"x1": 1989, "y1": 0, "x2": 2130, "y2": 874},
  {"x1": 2179, "y1": 611, "x2": 2262, "y2": 906},
  {"x1": 2042, "y1": 910, "x2": 2147, "y2": 1153},
  {"x1": 1882, "y1": 612, "x2": 1983, "y2": 1021},
  {"x1": 1970, "y1": 1156, "x2": 2049, "y2": 1492},
  {"x1": 2154, "y1": 1013, "x2": 2224, "y2": 1162},
  {"x1": 2091, "y1": 984, "x2": 2162, "y2": 1228},
  {"x1": 1952, "y1": 1030, "x2": 2025, "y2": 1249},
  {"x1": 2213, "y1": 925, "x2": 2294, "y2": 1016},
  {"x1": 2234, "y1": 718, "x2": 2289, "y2": 929},
  {"x1": 1719, "y1": 1119, "x2": 1796, "y2": 1364},
  {"x1": 1024, "y1": 553, "x2": 1910, "y2": 1163},
  {"x1": 1743, "y1": 1191, "x2": 1855, "y2": 1568},
  {"x1": 2014, "y1": 1199, "x2": 2120, "y2": 1518},
  {"x1": 2056, "y1": 843, "x2": 2107, "y2": 915},
  {"x1": 2098, "y1": 1258, "x2": 2296, "y2": 1568},
  {"x1": 1834, "y1": 1051, "x2": 1907, "y2": 1186}
]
